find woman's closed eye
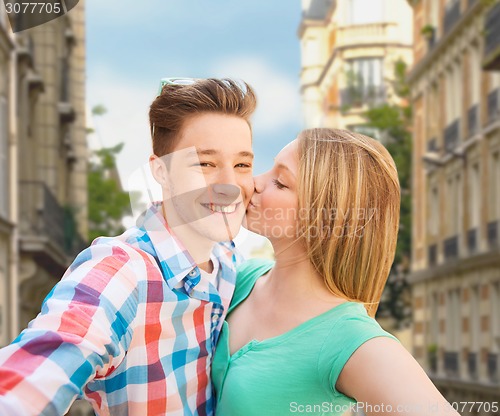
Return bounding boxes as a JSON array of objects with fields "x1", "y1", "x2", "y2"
[{"x1": 272, "y1": 179, "x2": 287, "y2": 190}]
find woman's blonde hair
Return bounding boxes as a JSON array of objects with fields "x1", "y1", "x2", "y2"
[{"x1": 296, "y1": 128, "x2": 400, "y2": 318}]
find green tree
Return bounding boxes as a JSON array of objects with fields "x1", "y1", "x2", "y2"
[
  {"x1": 87, "y1": 106, "x2": 136, "y2": 243},
  {"x1": 362, "y1": 60, "x2": 412, "y2": 328}
]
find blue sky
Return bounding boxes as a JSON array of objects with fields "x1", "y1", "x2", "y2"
[
  {"x1": 85, "y1": 0, "x2": 304, "y2": 252},
  {"x1": 86, "y1": 0, "x2": 304, "y2": 176}
]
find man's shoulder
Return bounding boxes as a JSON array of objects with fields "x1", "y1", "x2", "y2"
[{"x1": 68, "y1": 228, "x2": 159, "y2": 278}]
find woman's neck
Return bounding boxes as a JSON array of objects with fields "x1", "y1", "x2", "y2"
[{"x1": 264, "y1": 239, "x2": 342, "y2": 305}]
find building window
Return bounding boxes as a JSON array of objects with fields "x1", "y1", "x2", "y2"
[
  {"x1": 349, "y1": 125, "x2": 381, "y2": 141},
  {"x1": 445, "y1": 288, "x2": 461, "y2": 377},
  {"x1": 0, "y1": 95, "x2": 8, "y2": 220},
  {"x1": 430, "y1": 292, "x2": 439, "y2": 344},
  {"x1": 470, "y1": 47, "x2": 480, "y2": 106},
  {"x1": 469, "y1": 163, "x2": 480, "y2": 228},
  {"x1": 428, "y1": 83, "x2": 440, "y2": 139},
  {"x1": 490, "y1": 151, "x2": 500, "y2": 222},
  {"x1": 470, "y1": 286, "x2": 480, "y2": 352},
  {"x1": 347, "y1": 58, "x2": 383, "y2": 89},
  {"x1": 345, "y1": 0, "x2": 385, "y2": 25},
  {"x1": 445, "y1": 174, "x2": 462, "y2": 237},
  {"x1": 490, "y1": 72, "x2": 500, "y2": 92},
  {"x1": 429, "y1": 186, "x2": 439, "y2": 237},
  {"x1": 492, "y1": 282, "x2": 500, "y2": 352},
  {"x1": 342, "y1": 58, "x2": 384, "y2": 107},
  {"x1": 445, "y1": 63, "x2": 463, "y2": 125},
  {"x1": 446, "y1": 288, "x2": 461, "y2": 350}
]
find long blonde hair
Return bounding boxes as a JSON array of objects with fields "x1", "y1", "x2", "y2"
[{"x1": 297, "y1": 128, "x2": 400, "y2": 318}]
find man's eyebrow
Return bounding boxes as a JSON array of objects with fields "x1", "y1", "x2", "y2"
[{"x1": 187, "y1": 149, "x2": 254, "y2": 159}]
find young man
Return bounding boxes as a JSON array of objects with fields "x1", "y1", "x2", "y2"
[{"x1": 0, "y1": 78, "x2": 256, "y2": 415}]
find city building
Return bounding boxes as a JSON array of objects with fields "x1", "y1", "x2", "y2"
[
  {"x1": 298, "y1": 0, "x2": 413, "y2": 140},
  {"x1": 0, "y1": 2, "x2": 88, "y2": 344},
  {"x1": 407, "y1": 0, "x2": 500, "y2": 407},
  {"x1": 0, "y1": 0, "x2": 15, "y2": 349}
]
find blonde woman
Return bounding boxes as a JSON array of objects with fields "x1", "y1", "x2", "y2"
[{"x1": 212, "y1": 128, "x2": 459, "y2": 416}]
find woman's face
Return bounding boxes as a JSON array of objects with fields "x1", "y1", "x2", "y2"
[{"x1": 246, "y1": 139, "x2": 299, "y2": 241}]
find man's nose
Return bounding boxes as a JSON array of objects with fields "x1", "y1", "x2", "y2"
[{"x1": 210, "y1": 184, "x2": 241, "y2": 202}]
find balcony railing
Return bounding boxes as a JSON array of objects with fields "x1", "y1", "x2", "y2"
[
  {"x1": 488, "y1": 220, "x2": 498, "y2": 249},
  {"x1": 336, "y1": 22, "x2": 396, "y2": 49},
  {"x1": 487, "y1": 88, "x2": 499, "y2": 124},
  {"x1": 444, "y1": 351, "x2": 459, "y2": 377},
  {"x1": 488, "y1": 353, "x2": 498, "y2": 383},
  {"x1": 443, "y1": 0, "x2": 461, "y2": 35},
  {"x1": 468, "y1": 352, "x2": 478, "y2": 379},
  {"x1": 427, "y1": 137, "x2": 438, "y2": 152},
  {"x1": 340, "y1": 85, "x2": 386, "y2": 109},
  {"x1": 19, "y1": 181, "x2": 87, "y2": 258},
  {"x1": 444, "y1": 235, "x2": 459, "y2": 260},
  {"x1": 483, "y1": 2, "x2": 500, "y2": 71},
  {"x1": 467, "y1": 228, "x2": 477, "y2": 254},
  {"x1": 428, "y1": 244, "x2": 437, "y2": 267},
  {"x1": 444, "y1": 119, "x2": 460, "y2": 153},
  {"x1": 467, "y1": 104, "x2": 478, "y2": 137}
]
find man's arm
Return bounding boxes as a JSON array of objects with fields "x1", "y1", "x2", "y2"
[{"x1": 0, "y1": 242, "x2": 140, "y2": 415}]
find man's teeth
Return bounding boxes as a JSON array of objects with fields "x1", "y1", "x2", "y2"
[{"x1": 208, "y1": 204, "x2": 237, "y2": 213}]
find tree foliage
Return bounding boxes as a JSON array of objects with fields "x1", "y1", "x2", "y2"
[
  {"x1": 87, "y1": 105, "x2": 134, "y2": 244},
  {"x1": 87, "y1": 143, "x2": 132, "y2": 243},
  {"x1": 362, "y1": 60, "x2": 412, "y2": 327}
]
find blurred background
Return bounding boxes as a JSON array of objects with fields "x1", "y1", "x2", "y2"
[{"x1": 0, "y1": 0, "x2": 499, "y2": 415}]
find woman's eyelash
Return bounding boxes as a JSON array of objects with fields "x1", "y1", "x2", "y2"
[{"x1": 272, "y1": 179, "x2": 287, "y2": 189}]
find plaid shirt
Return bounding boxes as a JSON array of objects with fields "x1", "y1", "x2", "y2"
[{"x1": 0, "y1": 202, "x2": 240, "y2": 416}]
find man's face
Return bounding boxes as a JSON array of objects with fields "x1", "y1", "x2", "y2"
[{"x1": 159, "y1": 112, "x2": 254, "y2": 243}]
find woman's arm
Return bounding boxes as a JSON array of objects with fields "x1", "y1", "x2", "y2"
[{"x1": 336, "y1": 337, "x2": 460, "y2": 416}]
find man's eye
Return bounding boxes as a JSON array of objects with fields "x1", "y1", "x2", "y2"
[
  {"x1": 272, "y1": 179, "x2": 287, "y2": 190},
  {"x1": 196, "y1": 162, "x2": 214, "y2": 167},
  {"x1": 235, "y1": 163, "x2": 252, "y2": 168}
]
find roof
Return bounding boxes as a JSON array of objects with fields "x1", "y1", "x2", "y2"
[{"x1": 303, "y1": 0, "x2": 335, "y2": 20}]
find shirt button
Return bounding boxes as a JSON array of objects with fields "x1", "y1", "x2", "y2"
[{"x1": 188, "y1": 269, "x2": 197, "y2": 277}]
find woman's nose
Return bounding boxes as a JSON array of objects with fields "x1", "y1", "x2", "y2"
[{"x1": 253, "y1": 174, "x2": 265, "y2": 194}]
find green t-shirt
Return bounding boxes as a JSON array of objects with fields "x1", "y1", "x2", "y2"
[{"x1": 212, "y1": 258, "x2": 400, "y2": 416}]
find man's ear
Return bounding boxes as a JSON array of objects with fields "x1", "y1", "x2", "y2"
[{"x1": 149, "y1": 154, "x2": 170, "y2": 191}]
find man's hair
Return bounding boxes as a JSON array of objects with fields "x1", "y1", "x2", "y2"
[
  {"x1": 296, "y1": 128, "x2": 401, "y2": 318},
  {"x1": 149, "y1": 78, "x2": 257, "y2": 156}
]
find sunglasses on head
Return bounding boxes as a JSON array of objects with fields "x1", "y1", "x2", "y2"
[{"x1": 157, "y1": 77, "x2": 198, "y2": 96}]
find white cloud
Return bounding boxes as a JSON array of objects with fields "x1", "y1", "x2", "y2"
[
  {"x1": 210, "y1": 56, "x2": 302, "y2": 136},
  {"x1": 86, "y1": 65, "x2": 154, "y2": 183}
]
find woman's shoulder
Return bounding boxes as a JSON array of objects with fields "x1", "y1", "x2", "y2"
[
  {"x1": 230, "y1": 258, "x2": 274, "y2": 311},
  {"x1": 320, "y1": 303, "x2": 399, "y2": 352},
  {"x1": 317, "y1": 302, "x2": 400, "y2": 396}
]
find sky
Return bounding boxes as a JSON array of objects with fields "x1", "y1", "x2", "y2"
[{"x1": 85, "y1": 0, "x2": 304, "y2": 255}]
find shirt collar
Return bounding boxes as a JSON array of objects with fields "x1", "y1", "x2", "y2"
[{"x1": 136, "y1": 202, "x2": 235, "y2": 291}]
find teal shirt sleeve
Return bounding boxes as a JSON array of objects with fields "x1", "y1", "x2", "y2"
[
  {"x1": 230, "y1": 258, "x2": 275, "y2": 312},
  {"x1": 318, "y1": 309, "x2": 401, "y2": 399}
]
